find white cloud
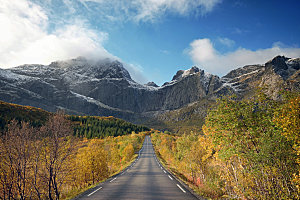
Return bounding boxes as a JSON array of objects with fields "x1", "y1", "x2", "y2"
[
  {"x1": 0, "y1": 0, "x2": 150, "y2": 83},
  {"x1": 124, "y1": 63, "x2": 148, "y2": 84},
  {"x1": 0, "y1": 0, "x2": 115, "y2": 68},
  {"x1": 189, "y1": 38, "x2": 216, "y2": 62},
  {"x1": 160, "y1": 50, "x2": 170, "y2": 55},
  {"x1": 79, "y1": 0, "x2": 222, "y2": 22},
  {"x1": 187, "y1": 38, "x2": 300, "y2": 76},
  {"x1": 218, "y1": 37, "x2": 235, "y2": 47}
]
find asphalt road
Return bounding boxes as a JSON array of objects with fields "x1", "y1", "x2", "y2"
[{"x1": 77, "y1": 135, "x2": 199, "y2": 200}]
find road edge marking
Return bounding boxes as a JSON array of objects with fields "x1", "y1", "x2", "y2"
[
  {"x1": 87, "y1": 187, "x2": 102, "y2": 196},
  {"x1": 110, "y1": 177, "x2": 117, "y2": 183},
  {"x1": 176, "y1": 184, "x2": 186, "y2": 193}
]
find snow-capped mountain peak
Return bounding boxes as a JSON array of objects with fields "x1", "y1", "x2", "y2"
[{"x1": 172, "y1": 66, "x2": 200, "y2": 81}]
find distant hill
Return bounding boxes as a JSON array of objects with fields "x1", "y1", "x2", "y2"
[
  {"x1": 0, "y1": 101, "x2": 149, "y2": 137},
  {"x1": 0, "y1": 100, "x2": 49, "y2": 131}
]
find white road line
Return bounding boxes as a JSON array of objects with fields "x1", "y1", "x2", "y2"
[
  {"x1": 163, "y1": 170, "x2": 166, "y2": 173},
  {"x1": 87, "y1": 187, "x2": 102, "y2": 196},
  {"x1": 160, "y1": 167, "x2": 163, "y2": 169},
  {"x1": 176, "y1": 184, "x2": 186, "y2": 193},
  {"x1": 168, "y1": 175, "x2": 173, "y2": 180},
  {"x1": 110, "y1": 177, "x2": 117, "y2": 183}
]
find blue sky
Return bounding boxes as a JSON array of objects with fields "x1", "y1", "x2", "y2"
[{"x1": 1, "y1": 0, "x2": 300, "y2": 85}]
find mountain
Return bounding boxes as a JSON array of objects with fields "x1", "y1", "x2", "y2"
[
  {"x1": 0, "y1": 55, "x2": 299, "y2": 129},
  {"x1": 154, "y1": 56, "x2": 300, "y2": 132}
]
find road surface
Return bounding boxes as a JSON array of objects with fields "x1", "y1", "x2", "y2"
[{"x1": 76, "y1": 135, "x2": 199, "y2": 200}]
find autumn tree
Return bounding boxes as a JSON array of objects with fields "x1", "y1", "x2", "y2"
[
  {"x1": 203, "y1": 93, "x2": 298, "y2": 199},
  {"x1": 75, "y1": 139, "x2": 109, "y2": 186},
  {"x1": 123, "y1": 143, "x2": 134, "y2": 162},
  {"x1": 274, "y1": 92, "x2": 300, "y2": 191},
  {"x1": 0, "y1": 120, "x2": 34, "y2": 200},
  {"x1": 39, "y1": 111, "x2": 75, "y2": 200}
]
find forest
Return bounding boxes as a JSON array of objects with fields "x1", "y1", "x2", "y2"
[
  {"x1": 69, "y1": 115, "x2": 150, "y2": 138},
  {"x1": 0, "y1": 111, "x2": 146, "y2": 199},
  {"x1": 0, "y1": 101, "x2": 149, "y2": 139},
  {"x1": 151, "y1": 90, "x2": 300, "y2": 199}
]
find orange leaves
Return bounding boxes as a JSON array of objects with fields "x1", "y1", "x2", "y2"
[
  {"x1": 274, "y1": 93, "x2": 300, "y2": 193},
  {"x1": 75, "y1": 140, "x2": 109, "y2": 185},
  {"x1": 123, "y1": 144, "x2": 134, "y2": 162}
]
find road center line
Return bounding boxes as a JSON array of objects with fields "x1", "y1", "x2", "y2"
[
  {"x1": 168, "y1": 175, "x2": 173, "y2": 180},
  {"x1": 87, "y1": 187, "x2": 102, "y2": 196},
  {"x1": 176, "y1": 184, "x2": 186, "y2": 193}
]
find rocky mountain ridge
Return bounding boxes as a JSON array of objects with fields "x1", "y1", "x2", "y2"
[{"x1": 0, "y1": 55, "x2": 299, "y2": 125}]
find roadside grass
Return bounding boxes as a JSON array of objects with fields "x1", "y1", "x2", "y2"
[{"x1": 152, "y1": 145, "x2": 219, "y2": 200}]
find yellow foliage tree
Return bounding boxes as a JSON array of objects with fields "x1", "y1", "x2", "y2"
[
  {"x1": 274, "y1": 94, "x2": 300, "y2": 191},
  {"x1": 75, "y1": 139, "x2": 109, "y2": 186},
  {"x1": 123, "y1": 143, "x2": 134, "y2": 162}
]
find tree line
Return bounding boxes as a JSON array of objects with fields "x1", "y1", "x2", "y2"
[
  {"x1": 68, "y1": 115, "x2": 150, "y2": 138},
  {"x1": 0, "y1": 112, "x2": 146, "y2": 200},
  {"x1": 0, "y1": 101, "x2": 150, "y2": 140},
  {"x1": 151, "y1": 90, "x2": 299, "y2": 199}
]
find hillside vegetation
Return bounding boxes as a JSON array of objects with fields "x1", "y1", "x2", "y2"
[
  {"x1": 0, "y1": 101, "x2": 49, "y2": 131},
  {"x1": 148, "y1": 98, "x2": 215, "y2": 134},
  {"x1": 69, "y1": 115, "x2": 150, "y2": 138},
  {"x1": 0, "y1": 101, "x2": 149, "y2": 138},
  {"x1": 152, "y1": 90, "x2": 300, "y2": 199}
]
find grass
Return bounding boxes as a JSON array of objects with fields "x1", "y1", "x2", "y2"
[{"x1": 152, "y1": 144, "x2": 220, "y2": 200}]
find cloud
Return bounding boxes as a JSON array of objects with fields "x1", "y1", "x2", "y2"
[
  {"x1": 217, "y1": 37, "x2": 235, "y2": 47},
  {"x1": 232, "y1": 27, "x2": 248, "y2": 35},
  {"x1": 0, "y1": 0, "x2": 115, "y2": 69},
  {"x1": 124, "y1": 63, "x2": 148, "y2": 84},
  {"x1": 187, "y1": 38, "x2": 300, "y2": 76},
  {"x1": 0, "y1": 0, "x2": 149, "y2": 83},
  {"x1": 160, "y1": 50, "x2": 170, "y2": 55},
  {"x1": 189, "y1": 38, "x2": 216, "y2": 62},
  {"x1": 78, "y1": 0, "x2": 222, "y2": 23}
]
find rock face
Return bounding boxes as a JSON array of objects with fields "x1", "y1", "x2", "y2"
[{"x1": 0, "y1": 55, "x2": 299, "y2": 124}]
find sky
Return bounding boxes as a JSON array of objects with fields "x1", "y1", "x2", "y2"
[{"x1": 1, "y1": 0, "x2": 300, "y2": 85}]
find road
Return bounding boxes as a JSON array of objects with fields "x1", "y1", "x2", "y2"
[{"x1": 76, "y1": 135, "x2": 199, "y2": 200}]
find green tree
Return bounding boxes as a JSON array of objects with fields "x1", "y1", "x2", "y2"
[{"x1": 203, "y1": 94, "x2": 298, "y2": 199}]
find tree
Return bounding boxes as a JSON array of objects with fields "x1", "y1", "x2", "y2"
[
  {"x1": 75, "y1": 139, "x2": 109, "y2": 185},
  {"x1": 274, "y1": 92, "x2": 300, "y2": 191},
  {"x1": 0, "y1": 120, "x2": 34, "y2": 200},
  {"x1": 203, "y1": 94, "x2": 298, "y2": 199},
  {"x1": 39, "y1": 111, "x2": 75, "y2": 200},
  {"x1": 123, "y1": 144, "x2": 134, "y2": 162}
]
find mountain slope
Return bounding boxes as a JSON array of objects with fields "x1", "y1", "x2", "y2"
[
  {"x1": 0, "y1": 55, "x2": 299, "y2": 128},
  {"x1": 154, "y1": 56, "x2": 300, "y2": 133},
  {"x1": 0, "y1": 101, "x2": 149, "y2": 137}
]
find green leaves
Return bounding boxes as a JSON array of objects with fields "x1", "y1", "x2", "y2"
[{"x1": 203, "y1": 92, "x2": 299, "y2": 199}]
